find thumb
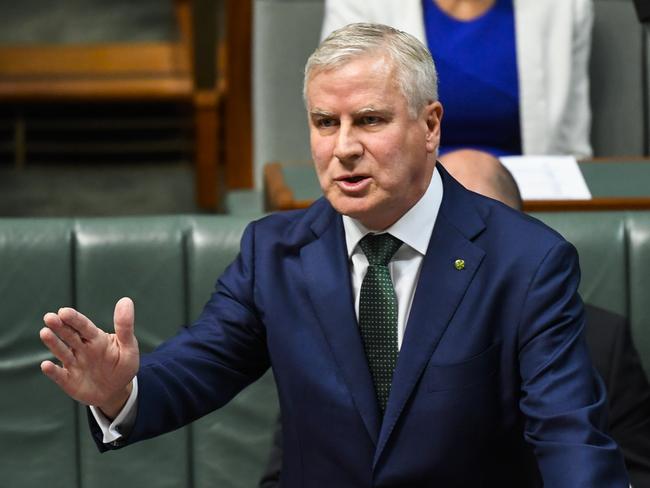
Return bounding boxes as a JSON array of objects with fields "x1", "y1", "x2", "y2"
[{"x1": 113, "y1": 297, "x2": 136, "y2": 347}]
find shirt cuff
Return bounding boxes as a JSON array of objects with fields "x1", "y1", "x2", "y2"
[{"x1": 89, "y1": 376, "x2": 139, "y2": 444}]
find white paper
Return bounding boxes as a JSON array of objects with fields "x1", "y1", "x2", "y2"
[{"x1": 499, "y1": 155, "x2": 592, "y2": 200}]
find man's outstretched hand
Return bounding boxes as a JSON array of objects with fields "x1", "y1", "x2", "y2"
[{"x1": 40, "y1": 297, "x2": 140, "y2": 419}]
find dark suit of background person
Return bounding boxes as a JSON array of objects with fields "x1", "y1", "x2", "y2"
[
  {"x1": 585, "y1": 305, "x2": 650, "y2": 487},
  {"x1": 633, "y1": 0, "x2": 650, "y2": 22},
  {"x1": 39, "y1": 24, "x2": 628, "y2": 487}
]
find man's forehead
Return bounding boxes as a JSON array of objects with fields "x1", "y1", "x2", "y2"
[
  {"x1": 309, "y1": 53, "x2": 393, "y2": 79},
  {"x1": 306, "y1": 57, "x2": 400, "y2": 112}
]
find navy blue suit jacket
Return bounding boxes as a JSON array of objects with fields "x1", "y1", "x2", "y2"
[{"x1": 94, "y1": 165, "x2": 629, "y2": 486}]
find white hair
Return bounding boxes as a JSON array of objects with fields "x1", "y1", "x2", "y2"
[{"x1": 304, "y1": 23, "x2": 438, "y2": 117}]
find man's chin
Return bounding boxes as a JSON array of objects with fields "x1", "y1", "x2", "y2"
[
  {"x1": 330, "y1": 201, "x2": 391, "y2": 230},
  {"x1": 328, "y1": 198, "x2": 373, "y2": 221}
]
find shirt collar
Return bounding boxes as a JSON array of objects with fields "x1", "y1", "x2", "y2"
[{"x1": 342, "y1": 166, "x2": 443, "y2": 257}]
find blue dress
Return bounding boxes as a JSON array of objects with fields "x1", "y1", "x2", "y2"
[{"x1": 423, "y1": 0, "x2": 521, "y2": 156}]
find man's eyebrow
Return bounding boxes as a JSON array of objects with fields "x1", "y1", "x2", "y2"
[
  {"x1": 353, "y1": 107, "x2": 393, "y2": 117},
  {"x1": 309, "y1": 107, "x2": 394, "y2": 118},
  {"x1": 309, "y1": 109, "x2": 336, "y2": 118}
]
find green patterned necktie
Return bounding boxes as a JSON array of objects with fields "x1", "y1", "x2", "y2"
[{"x1": 358, "y1": 233, "x2": 403, "y2": 413}]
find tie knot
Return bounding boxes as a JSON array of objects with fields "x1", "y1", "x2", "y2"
[{"x1": 359, "y1": 233, "x2": 402, "y2": 266}]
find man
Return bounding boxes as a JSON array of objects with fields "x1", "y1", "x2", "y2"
[
  {"x1": 259, "y1": 157, "x2": 650, "y2": 487},
  {"x1": 39, "y1": 23, "x2": 629, "y2": 486}
]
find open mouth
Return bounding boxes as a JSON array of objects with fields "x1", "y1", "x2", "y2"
[
  {"x1": 335, "y1": 175, "x2": 370, "y2": 192},
  {"x1": 344, "y1": 175, "x2": 367, "y2": 183}
]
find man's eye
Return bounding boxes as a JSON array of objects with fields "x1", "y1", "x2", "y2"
[
  {"x1": 316, "y1": 118, "x2": 337, "y2": 128},
  {"x1": 360, "y1": 115, "x2": 381, "y2": 125}
]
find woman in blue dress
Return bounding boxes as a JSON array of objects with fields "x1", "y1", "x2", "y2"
[{"x1": 320, "y1": 0, "x2": 594, "y2": 164}]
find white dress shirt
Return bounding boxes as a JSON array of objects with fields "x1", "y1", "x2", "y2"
[{"x1": 92, "y1": 167, "x2": 443, "y2": 443}]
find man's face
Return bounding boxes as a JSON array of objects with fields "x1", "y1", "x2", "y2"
[{"x1": 306, "y1": 55, "x2": 442, "y2": 230}]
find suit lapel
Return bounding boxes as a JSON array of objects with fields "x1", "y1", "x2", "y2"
[
  {"x1": 301, "y1": 204, "x2": 382, "y2": 444},
  {"x1": 374, "y1": 166, "x2": 487, "y2": 466}
]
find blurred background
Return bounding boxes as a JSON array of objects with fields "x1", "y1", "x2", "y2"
[
  {"x1": 3, "y1": 0, "x2": 650, "y2": 218},
  {"x1": 0, "y1": 0, "x2": 250, "y2": 217}
]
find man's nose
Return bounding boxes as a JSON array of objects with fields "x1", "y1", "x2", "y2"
[{"x1": 333, "y1": 124, "x2": 363, "y2": 163}]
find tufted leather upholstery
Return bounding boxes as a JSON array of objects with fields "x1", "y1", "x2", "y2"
[{"x1": 0, "y1": 216, "x2": 276, "y2": 488}]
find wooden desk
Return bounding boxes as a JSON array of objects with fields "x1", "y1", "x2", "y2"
[
  {"x1": 0, "y1": 0, "x2": 225, "y2": 211},
  {"x1": 264, "y1": 159, "x2": 650, "y2": 212}
]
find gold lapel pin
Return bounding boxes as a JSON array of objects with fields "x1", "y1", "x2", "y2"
[{"x1": 454, "y1": 259, "x2": 465, "y2": 270}]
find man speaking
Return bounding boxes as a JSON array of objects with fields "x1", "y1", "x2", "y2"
[{"x1": 40, "y1": 23, "x2": 629, "y2": 486}]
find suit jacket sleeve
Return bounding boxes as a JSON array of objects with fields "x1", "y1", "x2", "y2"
[{"x1": 516, "y1": 240, "x2": 628, "y2": 486}]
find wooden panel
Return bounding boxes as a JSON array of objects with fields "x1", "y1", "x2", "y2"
[
  {"x1": 192, "y1": 0, "x2": 218, "y2": 89},
  {"x1": 264, "y1": 162, "x2": 296, "y2": 211},
  {"x1": 0, "y1": 43, "x2": 189, "y2": 77},
  {"x1": 0, "y1": 78, "x2": 193, "y2": 101},
  {"x1": 225, "y1": 0, "x2": 253, "y2": 189},
  {"x1": 174, "y1": 0, "x2": 193, "y2": 46},
  {"x1": 194, "y1": 89, "x2": 225, "y2": 210},
  {"x1": 0, "y1": 0, "x2": 225, "y2": 211},
  {"x1": 263, "y1": 162, "x2": 314, "y2": 211},
  {"x1": 523, "y1": 198, "x2": 650, "y2": 212}
]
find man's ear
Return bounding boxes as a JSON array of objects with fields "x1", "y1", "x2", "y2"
[{"x1": 424, "y1": 101, "x2": 443, "y2": 154}]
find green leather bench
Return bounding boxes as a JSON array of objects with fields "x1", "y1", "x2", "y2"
[{"x1": 1, "y1": 211, "x2": 649, "y2": 488}]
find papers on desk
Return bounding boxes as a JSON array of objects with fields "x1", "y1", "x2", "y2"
[{"x1": 499, "y1": 156, "x2": 592, "y2": 200}]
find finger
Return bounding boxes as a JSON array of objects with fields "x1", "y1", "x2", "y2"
[
  {"x1": 40, "y1": 327, "x2": 76, "y2": 365},
  {"x1": 45, "y1": 312, "x2": 84, "y2": 349},
  {"x1": 57, "y1": 307, "x2": 99, "y2": 341},
  {"x1": 40, "y1": 360, "x2": 71, "y2": 388},
  {"x1": 114, "y1": 297, "x2": 136, "y2": 347},
  {"x1": 43, "y1": 311, "x2": 63, "y2": 329}
]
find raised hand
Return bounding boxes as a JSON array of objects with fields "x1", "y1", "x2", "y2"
[{"x1": 40, "y1": 297, "x2": 140, "y2": 419}]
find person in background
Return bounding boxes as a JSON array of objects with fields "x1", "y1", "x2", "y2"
[
  {"x1": 321, "y1": 0, "x2": 594, "y2": 171},
  {"x1": 259, "y1": 156, "x2": 650, "y2": 488}
]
